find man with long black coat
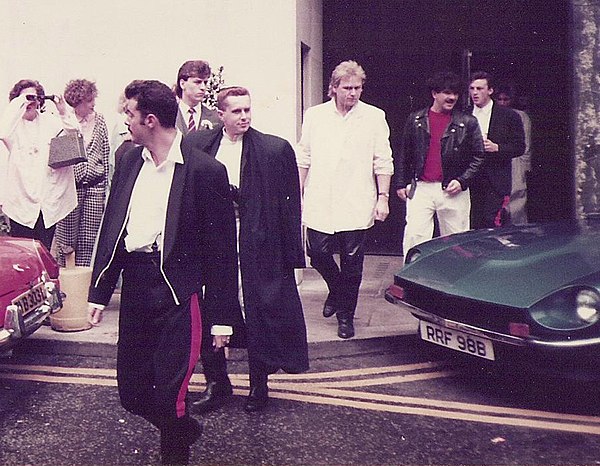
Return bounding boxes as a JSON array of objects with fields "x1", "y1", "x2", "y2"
[
  {"x1": 87, "y1": 80, "x2": 244, "y2": 464},
  {"x1": 182, "y1": 86, "x2": 309, "y2": 413}
]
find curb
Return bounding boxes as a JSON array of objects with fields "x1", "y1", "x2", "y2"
[{"x1": 14, "y1": 333, "x2": 417, "y2": 361}]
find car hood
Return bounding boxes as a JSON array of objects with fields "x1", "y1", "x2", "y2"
[
  {"x1": 398, "y1": 221, "x2": 600, "y2": 308},
  {"x1": 0, "y1": 237, "x2": 45, "y2": 298}
]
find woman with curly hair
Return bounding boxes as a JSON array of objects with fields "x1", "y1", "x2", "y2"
[
  {"x1": 0, "y1": 79, "x2": 79, "y2": 250},
  {"x1": 55, "y1": 79, "x2": 109, "y2": 266}
]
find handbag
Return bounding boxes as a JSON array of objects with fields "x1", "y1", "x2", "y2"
[{"x1": 48, "y1": 129, "x2": 87, "y2": 169}]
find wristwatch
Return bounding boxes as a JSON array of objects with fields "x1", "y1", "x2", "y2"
[{"x1": 378, "y1": 192, "x2": 390, "y2": 198}]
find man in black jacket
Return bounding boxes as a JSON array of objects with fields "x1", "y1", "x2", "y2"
[
  {"x1": 396, "y1": 71, "x2": 485, "y2": 255},
  {"x1": 469, "y1": 71, "x2": 526, "y2": 228},
  {"x1": 87, "y1": 80, "x2": 243, "y2": 465},
  {"x1": 182, "y1": 86, "x2": 308, "y2": 413}
]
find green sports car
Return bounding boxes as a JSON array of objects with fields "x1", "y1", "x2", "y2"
[{"x1": 385, "y1": 218, "x2": 600, "y2": 380}]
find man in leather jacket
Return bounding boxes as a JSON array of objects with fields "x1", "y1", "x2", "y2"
[{"x1": 396, "y1": 71, "x2": 484, "y2": 256}]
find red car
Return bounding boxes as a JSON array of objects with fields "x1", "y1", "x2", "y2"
[{"x1": 0, "y1": 236, "x2": 63, "y2": 350}]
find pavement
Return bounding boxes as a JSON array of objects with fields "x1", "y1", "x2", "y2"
[{"x1": 22, "y1": 255, "x2": 419, "y2": 359}]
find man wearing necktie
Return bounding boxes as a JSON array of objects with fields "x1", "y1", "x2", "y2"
[{"x1": 175, "y1": 60, "x2": 220, "y2": 135}]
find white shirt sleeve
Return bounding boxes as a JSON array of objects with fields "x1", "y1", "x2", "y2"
[
  {"x1": 372, "y1": 109, "x2": 394, "y2": 176},
  {"x1": 0, "y1": 97, "x2": 27, "y2": 147}
]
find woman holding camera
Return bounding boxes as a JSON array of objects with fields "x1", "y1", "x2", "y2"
[
  {"x1": 55, "y1": 79, "x2": 109, "y2": 267},
  {"x1": 0, "y1": 79, "x2": 79, "y2": 250}
]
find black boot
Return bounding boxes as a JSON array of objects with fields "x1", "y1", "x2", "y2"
[
  {"x1": 337, "y1": 316, "x2": 355, "y2": 339},
  {"x1": 192, "y1": 379, "x2": 233, "y2": 414},
  {"x1": 160, "y1": 416, "x2": 203, "y2": 465},
  {"x1": 322, "y1": 292, "x2": 337, "y2": 318},
  {"x1": 244, "y1": 366, "x2": 269, "y2": 412}
]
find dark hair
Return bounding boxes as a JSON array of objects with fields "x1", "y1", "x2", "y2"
[
  {"x1": 495, "y1": 84, "x2": 515, "y2": 99},
  {"x1": 427, "y1": 72, "x2": 461, "y2": 94},
  {"x1": 64, "y1": 79, "x2": 98, "y2": 107},
  {"x1": 470, "y1": 71, "x2": 494, "y2": 89},
  {"x1": 216, "y1": 86, "x2": 250, "y2": 110},
  {"x1": 176, "y1": 60, "x2": 211, "y2": 98},
  {"x1": 9, "y1": 79, "x2": 45, "y2": 102},
  {"x1": 124, "y1": 80, "x2": 178, "y2": 128}
]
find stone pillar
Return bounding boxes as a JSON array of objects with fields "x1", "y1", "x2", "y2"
[{"x1": 573, "y1": 0, "x2": 600, "y2": 218}]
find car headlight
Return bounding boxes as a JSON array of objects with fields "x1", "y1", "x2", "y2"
[
  {"x1": 529, "y1": 287, "x2": 600, "y2": 330},
  {"x1": 404, "y1": 248, "x2": 422, "y2": 265}
]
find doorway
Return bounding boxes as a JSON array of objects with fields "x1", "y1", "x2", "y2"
[{"x1": 323, "y1": 0, "x2": 572, "y2": 255}]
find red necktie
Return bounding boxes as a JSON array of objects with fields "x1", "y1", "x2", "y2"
[{"x1": 188, "y1": 108, "x2": 196, "y2": 132}]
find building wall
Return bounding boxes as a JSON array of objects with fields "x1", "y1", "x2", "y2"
[
  {"x1": 0, "y1": 0, "x2": 302, "y2": 143},
  {"x1": 296, "y1": 0, "x2": 323, "y2": 137},
  {"x1": 572, "y1": 0, "x2": 600, "y2": 218}
]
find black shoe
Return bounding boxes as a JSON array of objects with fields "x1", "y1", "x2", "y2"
[
  {"x1": 160, "y1": 417, "x2": 203, "y2": 465},
  {"x1": 244, "y1": 385, "x2": 269, "y2": 412},
  {"x1": 184, "y1": 416, "x2": 204, "y2": 446},
  {"x1": 192, "y1": 380, "x2": 233, "y2": 414},
  {"x1": 322, "y1": 294, "x2": 337, "y2": 318},
  {"x1": 337, "y1": 318, "x2": 355, "y2": 339}
]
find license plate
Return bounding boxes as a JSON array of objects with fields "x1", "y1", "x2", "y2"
[
  {"x1": 419, "y1": 321, "x2": 495, "y2": 361},
  {"x1": 11, "y1": 282, "x2": 47, "y2": 316}
]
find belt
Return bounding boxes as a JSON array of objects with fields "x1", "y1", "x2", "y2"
[{"x1": 125, "y1": 250, "x2": 161, "y2": 265}]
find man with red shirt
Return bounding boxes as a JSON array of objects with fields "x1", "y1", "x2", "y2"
[{"x1": 396, "y1": 71, "x2": 485, "y2": 256}]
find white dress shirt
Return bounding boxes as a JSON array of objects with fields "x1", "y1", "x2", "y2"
[
  {"x1": 124, "y1": 132, "x2": 183, "y2": 252},
  {"x1": 472, "y1": 99, "x2": 494, "y2": 137},
  {"x1": 296, "y1": 99, "x2": 393, "y2": 234},
  {"x1": 215, "y1": 129, "x2": 242, "y2": 188},
  {"x1": 0, "y1": 99, "x2": 79, "y2": 228}
]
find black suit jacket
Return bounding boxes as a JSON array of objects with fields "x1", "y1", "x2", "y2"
[
  {"x1": 88, "y1": 138, "x2": 243, "y2": 332},
  {"x1": 175, "y1": 104, "x2": 220, "y2": 136},
  {"x1": 474, "y1": 103, "x2": 525, "y2": 195}
]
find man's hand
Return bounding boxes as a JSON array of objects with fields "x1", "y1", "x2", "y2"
[
  {"x1": 396, "y1": 187, "x2": 408, "y2": 201},
  {"x1": 444, "y1": 179, "x2": 463, "y2": 196},
  {"x1": 88, "y1": 304, "x2": 103, "y2": 326},
  {"x1": 213, "y1": 335, "x2": 231, "y2": 350},
  {"x1": 483, "y1": 137, "x2": 499, "y2": 152},
  {"x1": 375, "y1": 196, "x2": 389, "y2": 221}
]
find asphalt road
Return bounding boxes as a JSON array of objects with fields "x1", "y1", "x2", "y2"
[{"x1": 1, "y1": 335, "x2": 600, "y2": 465}]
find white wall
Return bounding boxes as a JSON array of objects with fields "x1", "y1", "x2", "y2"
[{"x1": 0, "y1": 0, "x2": 301, "y2": 143}]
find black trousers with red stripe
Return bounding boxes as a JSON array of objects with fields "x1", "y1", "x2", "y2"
[{"x1": 117, "y1": 252, "x2": 201, "y2": 433}]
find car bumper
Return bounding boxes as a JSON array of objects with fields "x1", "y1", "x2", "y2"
[
  {"x1": 0, "y1": 281, "x2": 63, "y2": 350},
  {"x1": 385, "y1": 288, "x2": 600, "y2": 349},
  {"x1": 385, "y1": 289, "x2": 600, "y2": 380}
]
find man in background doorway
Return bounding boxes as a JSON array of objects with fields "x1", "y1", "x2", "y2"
[
  {"x1": 495, "y1": 86, "x2": 532, "y2": 225},
  {"x1": 469, "y1": 71, "x2": 525, "y2": 229}
]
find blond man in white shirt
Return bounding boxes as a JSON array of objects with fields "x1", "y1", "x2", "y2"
[{"x1": 297, "y1": 60, "x2": 393, "y2": 340}]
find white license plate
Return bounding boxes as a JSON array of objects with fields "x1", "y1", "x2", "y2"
[
  {"x1": 11, "y1": 282, "x2": 47, "y2": 316},
  {"x1": 419, "y1": 321, "x2": 495, "y2": 361}
]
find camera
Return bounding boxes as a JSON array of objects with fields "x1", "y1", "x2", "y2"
[{"x1": 25, "y1": 94, "x2": 56, "y2": 103}]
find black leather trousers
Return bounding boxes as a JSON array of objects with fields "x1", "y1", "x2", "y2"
[{"x1": 306, "y1": 228, "x2": 368, "y2": 321}]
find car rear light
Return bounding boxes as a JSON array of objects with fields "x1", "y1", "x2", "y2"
[
  {"x1": 387, "y1": 284, "x2": 405, "y2": 300},
  {"x1": 34, "y1": 241, "x2": 60, "y2": 279},
  {"x1": 509, "y1": 322, "x2": 530, "y2": 337}
]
